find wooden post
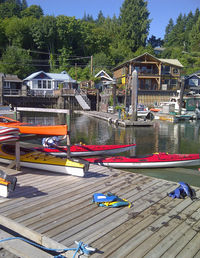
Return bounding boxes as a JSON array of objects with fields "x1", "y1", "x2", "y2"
[
  {"x1": 178, "y1": 79, "x2": 185, "y2": 115},
  {"x1": 131, "y1": 70, "x2": 138, "y2": 121},
  {"x1": 15, "y1": 141, "x2": 20, "y2": 170},
  {"x1": 112, "y1": 82, "x2": 117, "y2": 113},
  {"x1": 66, "y1": 106, "x2": 71, "y2": 159},
  {"x1": 96, "y1": 89, "x2": 99, "y2": 111}
]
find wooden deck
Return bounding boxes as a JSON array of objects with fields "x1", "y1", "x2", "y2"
[{"x1": 0, "y1": 163, "x2": 200, "y2": 257}]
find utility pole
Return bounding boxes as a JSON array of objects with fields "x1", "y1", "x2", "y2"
[
  {"x1": 131, "y1": 70, "x2": 138, "y2": 121},
  {"x1": 178, "y1": 78, "x2": 185, "y2": 115},
  {"x1": 91, "y1": 55, "x2": 93, "y2": 75},
  {"x1": 75, "y1": 63, "x2": 77, "y2": 81}
]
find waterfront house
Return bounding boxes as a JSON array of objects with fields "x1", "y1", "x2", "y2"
[
  {"x1": 184, "y1": 70, "x2": 200, "y2": 93},
  {"x1": 112, "y1": 52, "x2": 184, "y2": 106},
  {"x1": 0, "y1": 73, "x2": 23, "y2": 104},
  {"x1": 23, "y1": 71, "x2": 77, "y2": 97},
  {"x1": 95, "y1": 70, "x2": 114, "y2": 91}
]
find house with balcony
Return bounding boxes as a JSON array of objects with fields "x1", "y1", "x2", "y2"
[
  {"x1": 23, "y1": 70, "x2": 77, "y2": 97},
  {"x1": 0, "y1": 73, "x2": 23, "y2": 104},
  {"x1": 112, "y1": 52, "x2": 184, "y2": 106}
]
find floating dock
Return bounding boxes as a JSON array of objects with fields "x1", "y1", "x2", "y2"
[
  {"x1": 75, "y1": 111, "x2": 153, "y2": 127},
  {"x1": 0, "y1": 164, "x2": 199, "y2": 257}
]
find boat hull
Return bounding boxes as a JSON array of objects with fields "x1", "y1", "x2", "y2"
[
  {"x1": 0, "y1": 144, "x2": 87, "y2": 177},
  {"x1": 85, "y1": 153, "x2": 200, "y2": 168},
  {"x1": 38, "y1": 144, "x2": 136, "y2": 157}
]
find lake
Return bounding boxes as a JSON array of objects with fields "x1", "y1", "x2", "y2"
[{"x1": 20, "y1": 112, "x2": 200, "y2": 187}]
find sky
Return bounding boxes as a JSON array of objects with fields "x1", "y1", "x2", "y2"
[{"x1": 27, "y1": 0, "x2": 200, "y2": 39}]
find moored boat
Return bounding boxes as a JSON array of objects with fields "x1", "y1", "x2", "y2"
[
  {"x1": 0, "y1": 144, "x2": 88, "y2": 177},
  {"x1": 0, "y1": 116, "x2": 68, "y2": 136},
  {"x1": 84, "y1": 153, "x2": 200, "y2": 168},
  {"x1": 36, "y1": 144, "x2": 136, "y2": 157}
]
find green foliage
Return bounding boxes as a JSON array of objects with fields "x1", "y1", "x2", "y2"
[
  {"x1": 119, "y1": 0, "x2": 151, "y2": 52},
  {"x1": 0, "y1": 46, "x2": 34, "y2": 78},
  {"x1": 21, "y1": 5, "x2": 43, "y2": 18}
]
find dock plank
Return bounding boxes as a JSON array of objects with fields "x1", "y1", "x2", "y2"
[{"x1": 0, "y1": 163, "x2": 199, "y2": 258}]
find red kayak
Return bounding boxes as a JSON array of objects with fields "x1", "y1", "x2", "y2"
[
  {"x1": 83, "y1": 153, "x2": 200, "y2": 168},
  {"x1": 35, "y1": 144, "x2": 136, "y2": 157}
]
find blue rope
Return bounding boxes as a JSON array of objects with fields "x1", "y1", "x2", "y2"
[{"x1": 0, "y1": 237, "x2": 94, "y2": 257}]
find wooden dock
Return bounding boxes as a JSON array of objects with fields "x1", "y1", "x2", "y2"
[
  {"x1": 75, "y1": 111, "x2": 153, "y2": 127},
  {"x1": 0, "y1": 164, "x2": 200, "y2": 257}
]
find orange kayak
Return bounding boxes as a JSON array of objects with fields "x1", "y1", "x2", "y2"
[{"x1": 0, "y1": 116, "x2": 68, "y2": 136}]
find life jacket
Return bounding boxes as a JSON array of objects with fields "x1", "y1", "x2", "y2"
[
  {"x1": 168, "y1": 182, "x2": 196, "y2": 200},
  {"x1": 93, "y1": 192, "x2": 132, "y2": 208}
]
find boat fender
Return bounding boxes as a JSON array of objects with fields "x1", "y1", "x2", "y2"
[
  {"x1": 42, "y1": 136, "x2": 60, "y2": 148},
  {"x1": 93, "y1": 192, "x2": 132, "y2": 208},
  {"x1": 168, "y1": 182, "x2": 196, "y2": 200}
]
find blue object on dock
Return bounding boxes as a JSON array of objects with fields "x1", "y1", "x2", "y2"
[
  {"x1": 168, "y1": 182, "x2": 196, "y2": 200},
  {"x1": 93, "y1": 192, "x2": 132, "y2": 208}
]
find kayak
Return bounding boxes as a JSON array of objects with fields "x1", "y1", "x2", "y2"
[
  {"x1": 0, "y1": 144, "x2": 88, "y2": 177},
  {"x1": 83, "y1": 153, "x2": 200, "y2": 168},
  {"x1": 0, "y1": 116, "x2": 67, "y2": 136},
  {"x1": 35, "y1": 144, "x2": 136, "y2": 157}
]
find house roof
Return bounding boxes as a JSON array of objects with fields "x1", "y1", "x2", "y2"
[
  {"x1": 159, "y1": 59, "x2": 183, "y2": 67},
  {"x1": 24, "y1": 71, "x2": 76, "y2": 83},
  {"x1": 0, "y1": 73, "x2": 22, "y2": 82},
  {"x1": 112, "y1": 52, "x2": 183, "y2": 71},
  {"x1": 95, "y1": 70, "x2": 113, "y2": 81}
]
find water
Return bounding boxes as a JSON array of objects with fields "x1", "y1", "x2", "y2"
[{"x1": 19, "y1": 112, "x2": 200, "y2": 187}]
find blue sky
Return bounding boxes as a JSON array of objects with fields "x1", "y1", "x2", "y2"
[{"x1": 27, "y1": 0, "x2": 200, "y2": 39}]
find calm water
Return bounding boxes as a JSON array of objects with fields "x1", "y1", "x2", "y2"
[{"x1": 20, "y1": 112, "x2": 200, "y2": 187}]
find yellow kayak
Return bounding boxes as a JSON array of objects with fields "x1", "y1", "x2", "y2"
[{"x1": 0, "y1": 144, "x2": 88, "y2": 177}]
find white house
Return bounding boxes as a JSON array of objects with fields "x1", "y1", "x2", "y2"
[{"x1": 23, "y1": 71, "x2": 77, "y2": 96}]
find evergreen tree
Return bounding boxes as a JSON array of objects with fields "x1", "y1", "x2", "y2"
[
  {"x1": 119, "y1": 0, "x2": 150, "y2": 52},
  {"x1": 164, "y1": 18, "x2": 174, "y2": 44}
]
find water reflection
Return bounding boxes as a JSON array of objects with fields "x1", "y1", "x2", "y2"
[
  {"x1": 20, "y1": 112, "x2": 200, "y2": 155},
  {"x1": 19, "y1": 112, "x2": 200, "y2": 186}
]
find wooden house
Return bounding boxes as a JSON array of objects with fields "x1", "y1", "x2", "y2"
[
  {"x1": 184, "y1": 70, "x2": 200, "y2": 93},
  {"x1": 0, "y1": 73, "x2": 23, "y2": 104},
  {"x1": 112, "y1": 52, "x2": 184, "y2": 106}
]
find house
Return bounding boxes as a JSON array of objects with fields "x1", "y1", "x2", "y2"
[
  {"x1": 0, "y1": 73, "x2": 23, "y2": 104},
  {"x1": 95, "y1": 70, "x2": 114, "y2": 91},
  {"x1": 112, "y1": 52, "x2": 184, "y2": 106},
  {"x1": 23, "y1": 71, "x2": 77, "y2": 96},
  {"x1": 184, "y1": 71, "x2": 200, "y2": 93}
]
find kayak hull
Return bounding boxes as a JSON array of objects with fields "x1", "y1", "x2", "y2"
[
  {"x1": 0, "y1": 144, "x2": 87, "y2": 177},
  {"x1": 38, "y1": 144, "x2": 136, "y2": 157},
  {"x1": 85, "y1": 153, "x2": 200, "y2": 168},
  {"x1": 0, "y1": 116, "x2": 67, "y2": 136}
]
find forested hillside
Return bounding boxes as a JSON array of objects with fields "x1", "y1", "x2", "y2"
[{"x1": 0, "y1": 0, "x2": 199, "y2": 80}]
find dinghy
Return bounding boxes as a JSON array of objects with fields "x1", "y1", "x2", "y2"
[
  {"x1": 0, "y1": 144, "x2": 88, "y2": 177},
  {"x1": 36, "y1": 144, "x2": 136, "y2": 157},
  {"x1": 84, "y1": 153, "x2": 200, "y2": 168}
]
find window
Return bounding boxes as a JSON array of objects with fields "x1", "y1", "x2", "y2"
[
  {"x1": 38, "y1": 80, "x2": 42, "y2": 88},
  {"x1": 173, "y1": 68, "x2": 178, "y2": 74},
  {"x1": 43, "y1": 80, "x2": 46, "y2": 89},
  {"x1": 48, "y1": 81, "x2": 51, "y2": 89},
  {"x1": 4, "y1": 82, "x2": 10, "y2": 88}
]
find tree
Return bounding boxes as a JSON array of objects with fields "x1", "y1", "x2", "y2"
[
  {"x1": 21, "y1": 5, "x2": 43, "y2": 18},
  {"x1": 0, "y1": 46, "x2": 34, "y2": 78},
  {"x1": 147, "y1": 35, "x2": 163, "y2": 48},
  {"x1": 96, "y1": 10, "x2": 105, "y2": 25},
  {"x1": 164, "y1": 18, "x2": 174, "y2": 44},
  {"x1": 189, "y1": 16, "x2": 200, "y2": 52},
  {"x1": 119, "y1": 0, "x2": 151, "y2": 52},
  {"x1": 0, "y1": 1, "x2": 21, "y2": 18},
  {"x1": 31, "y1": 15, "x2": 57, "y2": 53}
]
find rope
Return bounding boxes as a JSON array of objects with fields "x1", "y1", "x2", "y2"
[{"x1": 0, "y1": 237, "x2": 95, "y2": 257}]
